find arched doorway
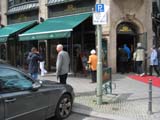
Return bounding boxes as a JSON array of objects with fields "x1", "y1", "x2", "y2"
[{"x1": 116, "y1": 22, "x2": 138, "y2": 73}]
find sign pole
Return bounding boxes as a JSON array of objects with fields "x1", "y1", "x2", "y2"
[{"x1": 96, "y1": 0, "x2": 103, "y2": 105}]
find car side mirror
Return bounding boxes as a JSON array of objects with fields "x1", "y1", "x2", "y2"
[{"x1": 32, "y1": 81, "x2": 41, "y2": 91}]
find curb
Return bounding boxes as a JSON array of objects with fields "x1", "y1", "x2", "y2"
[{"x1": 72, "y1": 107, "x2": 135, "y2": 120}]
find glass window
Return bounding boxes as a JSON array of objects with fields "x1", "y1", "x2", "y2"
[
  {"x1": 0, "y1": 68, "x2": 33, "y2": 92},
  {"x1": 8, "y1": 0, "x2": 38, "y2": 7}
]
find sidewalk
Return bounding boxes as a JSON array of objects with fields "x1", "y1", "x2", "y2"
[{"x1": 39, "y1": 73, "x2": 160, "y2": 120}]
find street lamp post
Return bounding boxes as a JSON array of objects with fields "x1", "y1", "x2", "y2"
[{"x1": 96, "y1": 0, "x2": 103, "y2": 105}]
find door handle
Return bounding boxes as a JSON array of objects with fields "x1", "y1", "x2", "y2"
[{"x1": 5, "y1": 98, "x2": 16, "y2": 103}]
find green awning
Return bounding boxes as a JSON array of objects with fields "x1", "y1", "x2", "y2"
[
  {"x1": 0, "y1": 21, "x2": 37, "y2": 43},
  {"x1": 19, "y1": 13, "x2": 91, "y2": 41}
]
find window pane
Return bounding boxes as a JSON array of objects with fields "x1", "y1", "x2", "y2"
[{"x1": 0, "y1": 68, "x2": 32, "y2": 91}]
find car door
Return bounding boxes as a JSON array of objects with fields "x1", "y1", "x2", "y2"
[
  {"x1": 0, "y1": 67, "x2": 50, "y2": 120},
  {"x1": 0, "y1": 95, "x2": 4, "y2": 120}
]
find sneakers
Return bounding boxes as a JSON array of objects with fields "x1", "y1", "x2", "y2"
[{"x1": 140, "y1": 73, "x2": 145, "y2": 77}]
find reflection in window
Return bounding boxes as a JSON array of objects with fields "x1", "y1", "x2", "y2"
[{"x1": 0, "y1": 68, "x2": 32, "y2": 91}]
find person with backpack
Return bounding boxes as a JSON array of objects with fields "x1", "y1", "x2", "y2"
[{"x1": 149, "y1": 46, "x2": 160, "y2": 77}]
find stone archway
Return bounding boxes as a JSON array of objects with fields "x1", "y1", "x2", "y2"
[
  {"x1": 116, "y1": 22, "x2": 140, "y2": 73},
  {"x1": 108, "y1": 16, "x2": 145, "y2": 73}
]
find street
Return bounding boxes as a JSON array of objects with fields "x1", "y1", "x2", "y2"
[{"x1": 51, "y1": 112, "x2": 112, "y2": 120}]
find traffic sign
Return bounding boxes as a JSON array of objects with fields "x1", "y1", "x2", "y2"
[
  {"x1": 93, "y1": 12, "x2": 108, "y2": 25},
  {"x1": 95, "y1": 4, "x2": 105, "y2": 12}
]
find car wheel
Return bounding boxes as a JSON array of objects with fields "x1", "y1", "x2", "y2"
[{"x1": 55, "y1": 94, "x2": 72, "y2": 119}]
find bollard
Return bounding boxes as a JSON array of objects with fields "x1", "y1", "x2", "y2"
[{"x1": 148, "y1": 79, "x2": 152, "y2": 114}]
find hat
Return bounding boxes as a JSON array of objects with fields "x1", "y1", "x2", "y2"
[
  {"x1": 137, "y1": 43, "x2": 142, "y2": 47},
  {"x1": 90, "y1": 49, "x2": 96, "y2": 54}
]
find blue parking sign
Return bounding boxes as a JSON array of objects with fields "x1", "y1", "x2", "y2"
[{"x1": 95, "y1": 4, "x2": 104, "y2": 12}]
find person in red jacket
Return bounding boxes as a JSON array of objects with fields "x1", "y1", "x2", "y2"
[{"x1": 88, "y1": 49, "x2": 98, "y2": 83}]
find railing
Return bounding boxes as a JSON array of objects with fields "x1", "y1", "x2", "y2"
[{"x1": 102, "y1": 67, "x2": 116, "y2": 94}]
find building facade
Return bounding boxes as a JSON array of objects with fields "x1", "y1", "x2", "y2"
[{"x1": 0, "y1": 0, "x2": 152, "y2": 74}]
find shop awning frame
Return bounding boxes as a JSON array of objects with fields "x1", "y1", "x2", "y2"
[
  {"x1": 0, "y1": 21, "x2": 38, "y2": 43},
  {"x1": 19, "y1": 12, "x2": 92, "y2": 41}
]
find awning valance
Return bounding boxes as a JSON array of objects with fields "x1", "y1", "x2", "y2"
[
  {"x1": 19, "y1": 12, "x2": 91, "y2": 41},
  {"x1": 0, "y1": 21, "x2": 37, "y2": 43}
]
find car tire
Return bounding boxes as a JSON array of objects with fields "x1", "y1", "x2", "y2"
[{"x1": 55, "y1": 94, "x2": 73, "y2": 120}]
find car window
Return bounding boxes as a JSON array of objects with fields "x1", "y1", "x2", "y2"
[{"x1": 0, "y1": 68, "x2": 33, "y2": 92}]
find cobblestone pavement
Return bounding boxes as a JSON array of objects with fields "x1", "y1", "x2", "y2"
[{"x1": 39, "y1": 73, "x2": 160, "y2": 120}]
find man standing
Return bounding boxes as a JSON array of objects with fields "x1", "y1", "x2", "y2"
[
  {"x1": 27, "y1": 47, "x2": 42, "y2": 80},
  {"x1": 56, "y1": 44, "x2": 70, "y2": 84}
]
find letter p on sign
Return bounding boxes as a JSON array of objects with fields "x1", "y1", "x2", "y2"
[{"x1": 95, "y1": 4, "x2": 104, "y2": 12}]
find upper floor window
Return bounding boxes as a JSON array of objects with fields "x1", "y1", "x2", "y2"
[{"x1": 8, "y1": 0, "x2": 38, "y2": 8}]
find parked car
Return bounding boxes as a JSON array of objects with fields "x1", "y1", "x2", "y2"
[{"x1": 0, "y1": 61, "x2": 74, "y2": 120}]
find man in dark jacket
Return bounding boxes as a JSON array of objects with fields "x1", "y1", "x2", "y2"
[{"x1": 27, "y1": 47, "x2": 42, "y2": 80}]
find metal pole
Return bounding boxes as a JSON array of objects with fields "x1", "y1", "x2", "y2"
[
  {"x1": 148, "y1": 79, "x2": 152, "y2": 114},
  {"x1": 96, "y1": 0, "x2": 103, "y2": 105}
]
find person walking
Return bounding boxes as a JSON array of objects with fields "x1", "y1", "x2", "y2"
[
  {"x1": 117, "y1": 47, "x2": 128, "y2": 74},
  {"x1": 56, "y1": 44, "x2": 70, "y2": 84},
  {"x1": 157, "y1": 47, "x2": 160, "y2": 70},
  {"x1": 88, "y1": 49, "x2": 97, "y2": 83},
  {"x1": 133, "y1": 43, "x2": 145, "y2": 76},
  {"x1": 123, "y1": 44, "x2": 131, "y2": 72},
  {"x1": 27, "y1": 47, "x2": 43, "y2": 80},
  {"x1": 149, "y1": 46, "x2": 160, "y2": 77},
  {"x1": 39, "y1": 47, "x2": 47, "y2": 76}
]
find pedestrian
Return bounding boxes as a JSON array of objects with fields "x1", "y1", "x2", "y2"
[
  {"x1": 117, "y1": 47, "x2": 128, "y2": 74},
  {"x1": 39, "y1": 47, "x2": 47, "y2": 77},
  {"x1": 157, "y1": 46, "x2": 160, "y2": 70},
  {"x1": 56, "y1": 44, "x2": 70, "y2": 84},
  {"x1": 88, "y1": 49, "x2": 97, "y2": 83},
  {"x1": 133, "y1": 43, "x2": 145, "y2": 76},
  {"x1": 149, "y1": 46, "x2": 160, "y2": 77},
  {"x1": 123, "y1": 44, "x2": 131, "y2": 72},
  {"x1": 27, "y1": 47, "x2": 43, "y2": 80}
]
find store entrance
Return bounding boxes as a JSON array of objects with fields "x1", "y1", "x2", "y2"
[{"x1": 116, "y1": 22, "x2": 138, "y2": 73}]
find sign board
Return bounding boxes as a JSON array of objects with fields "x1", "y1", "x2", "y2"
[
  {"x1": 95, "y1": 4, "x2": 105, "y2": 12},
  {"x1": 93, "y1": 4, "x2": 109, "y2": 25},
  {"x1": 93, "y1": 12, "x2": 107, "y2": 25}
]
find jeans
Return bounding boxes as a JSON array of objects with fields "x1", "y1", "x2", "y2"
[
  {"x1": 136, "y1": 61, "x2": 143, "y2": 74},
  {"x1": 31, "y1": 73, "x2": 38, "y2": 80},
  {"x1": 59, "y1": 74, "x2": 68, "y2": 84},
  {"x1": 39, "y1": 61, "x2": 47, "y2": 76},
  {"x1": 149, "y1": 65, "x2": 160, "y2": 76},
  {"x1": 91, "y1": 70, "x2": 97, "y2": 82}
]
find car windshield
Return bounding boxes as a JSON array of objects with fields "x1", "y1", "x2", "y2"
[{"x1": 0, "y1": 68, "x2": 33, "y2": 91}]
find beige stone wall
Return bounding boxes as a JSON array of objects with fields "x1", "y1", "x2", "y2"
[
  {"x1": 39, "y1": 0, "x2": 48, "y2": 20},
  {"x1": 0, "y1": 0, "x2": 7, "y2": 25},
  {"x1": 107, "y1": 0, "x2": 152, "y2": 73}
]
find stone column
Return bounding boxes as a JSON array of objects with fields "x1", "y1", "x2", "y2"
[
  {"x1": 1, "y1": 0, "x2": 7, "y2": 25},
  {"x1": 39, "y1": 0, "x2": 48, "y2": 20}
]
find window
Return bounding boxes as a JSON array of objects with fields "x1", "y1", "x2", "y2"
[
  {"x1": 8, "y1": 0, "x2": 38, "y2": 7},
  {"x1": 0, "y1": 68, "x2": 33, "y2": 92}
]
